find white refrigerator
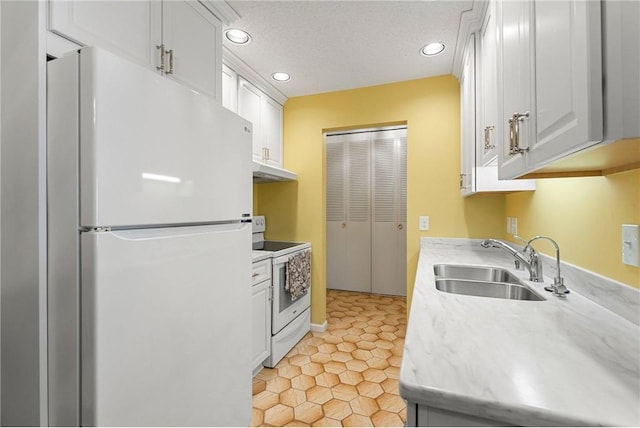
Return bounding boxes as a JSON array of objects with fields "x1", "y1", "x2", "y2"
[{"x1": 47, "y1": 47, "x2": 252, "y2": 426}]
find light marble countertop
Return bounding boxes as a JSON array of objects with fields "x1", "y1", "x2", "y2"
[{"x1": 399, "y1": 238, "x2": 640, "y2": 426}]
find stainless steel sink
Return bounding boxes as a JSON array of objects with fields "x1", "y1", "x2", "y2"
[
  {"x1": 434, "y1": 264, "x2": 522, "y2": 284},
  {"x1": 433, "y1": 264, "x2": 545, "y2": 301},
  {"x1": 435, "y1": 278, "x2": 545, "y2": 301}
]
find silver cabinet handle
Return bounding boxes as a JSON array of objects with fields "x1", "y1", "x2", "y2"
[
  {"x1": 341, "y1": 223, "x2": 346, "y2": 228},
  {"x1": 397, "y1": 224, "x2": 403, "y2": 230},
  {"x1": 484, "y1": 125, "x2": 495, "y2": 150},
  {"x1": 459, "y1": 173, "x2": 470, "y2": 190},
  {"x1": 164, "y1": 49, "x2": 174, "y2": 75},
  {"x1": 508, "y1": 112, "x2": 529, "y2": 155},
  {"x1": 156, "y1": 44, "x2": 165, "y2": 72}
]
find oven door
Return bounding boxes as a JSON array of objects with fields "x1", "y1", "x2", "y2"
[{"x1": 272, "y1": 252, "x2": 311, "y2": 334}]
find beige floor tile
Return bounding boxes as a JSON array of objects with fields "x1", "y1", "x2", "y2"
[
  {"x1": 291, "y1": 374, "x2": 316, "y2": 391},
  {"x1": 306, "y1": 385, "x2": 333, "y2": 405},
  {"x1": 251, "y1": 289, "x2": 407, "y2": 427},
  {"x1": 356, "y1": 380, "x2": 384, "y2": 399},
  {"x1": 294, "y1": 402, "x2": 324, "y2": 424},
  {"x1": 280, "y1": 388, "x2": 307, "y2": 408},
  {"x1": 338, "y1": 370, "x2": 364, "y2": 386},
  {"x1": 371, "y1": 410, "x2": 404, "y2": 427},
  {"x1": 263, "y1": 404, "x2": 294, "y2": 426},
  {"x1": 311, "y1": 417, "x2": 341, "y2": 427},
  {"x1": 315, "y1": 372, "x2": 340, "y2": 388},
  {"x1": 331, "y1": 383, "x2": 359, "y2": 402},
  {"x1": 376, "y1": 392, "x2": 406, "y2": 413},
  {"x1": 322, "y1": 398, "x2": 352, "y2": 420},
  {"x1": 350, "y1": 396, "x2": 380, "y2": 417},
  {"x1": 342, "y1": 414, "x2": 374, "y2": 427}
]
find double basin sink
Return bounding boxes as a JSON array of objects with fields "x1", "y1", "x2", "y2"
[{"x1": 434, "y1": 264, "x2": 545, "y2": 301}]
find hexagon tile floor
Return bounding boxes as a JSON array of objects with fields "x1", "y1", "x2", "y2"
[{"x1": 251, "y1": 289, "x2": 407, "y2": 427}]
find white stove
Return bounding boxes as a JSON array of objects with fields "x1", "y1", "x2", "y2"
[{"x1": 252, "y1": 216, "x2": 311, "y2": 367}]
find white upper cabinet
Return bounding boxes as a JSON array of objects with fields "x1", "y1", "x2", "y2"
[
  {"x1": 48, "y1": 0, "x2": 222, "y2": 101},
  {"x1": 478, "y1": 0, "x2": 499, "y2": 165},
  {"x1": 458, "y1": 9, "x2": 535, "y2": 197},
  {"x1": 236, "y1": 77, "x2": 284, "y2": 167},
  {"x1": 222, "y1": 64, "x2": 238, "y2": 112},
  {"x1": 48, "y1": 1, "x2": 159, "y2": 69},
  {"x1": 498, "y1": 0, "x2": 603, "y2": 179},
  {"x1": 459, "y1": 34, "x2": 476, "y2": 197},
  {"x1": 261, "y1": 96, "x2": 284, "y2": 167},
  {"x1": 160, "y1": 1, "x2": 222, "y2": 100}
]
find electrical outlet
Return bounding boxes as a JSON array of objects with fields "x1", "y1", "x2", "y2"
[
  {"x1": 511, "y1": 217, "x2": 518, "y2": 236},
  {"x1": 419, "y1": 216, "x2": 430, "y2": 231},
  {"x1": 506, "y1": 217, "x2": 512, "y2": 234},
  {"x1": 622, "y1": 224, "x2": 640, "y2": 267}
]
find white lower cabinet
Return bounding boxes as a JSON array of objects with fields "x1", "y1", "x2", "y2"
[
  {"x1": 251, "y1": 259, "x2": 271, "y2": 374},
  {"x1": 407, "y1": 402, "x2": 510, "y2": 427}
]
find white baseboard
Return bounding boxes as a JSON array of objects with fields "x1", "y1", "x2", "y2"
[{"x1": 310, "y1": 320, "x2": 327, "y2": 333}]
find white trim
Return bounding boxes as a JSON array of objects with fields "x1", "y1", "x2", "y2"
[
  {"x1": 451, "y1": 0, "x2": 487, "y2": 80},
  {"x1": 223, "y1": 46, "x2": 288, "y2": 105},
  {"x1": 46, "y1": 31, "x2": 81, "y2": 58},
  {"x1": 310, "y1": 320, "x2": 328, "y2": 333},
  {"x1": 198, "y1": 0, "x2": 240, "y2": 25}
]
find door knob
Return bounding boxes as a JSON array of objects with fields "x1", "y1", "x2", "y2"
[
  {"x1": 397, "y1": 224, "x2": 403, "y2": 230},
  {"x1": 341, "y1": 223, "x2": 346, "y2": 228}
]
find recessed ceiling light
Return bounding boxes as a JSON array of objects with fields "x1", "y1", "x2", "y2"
[
  {"x1": 225, "y1": 28, "x2": 251, "y2": 45},
  {"x1": 421, "y1": 42, "x2": 446, "y2": 56},
  {"x1": 272, "y1": 72, "x2": 291, "y2": 82}
]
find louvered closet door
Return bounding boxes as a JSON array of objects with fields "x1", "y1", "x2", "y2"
[
  {"x1": 326, "y1": 134, "x2": 371, "y2": 292},
  {"x1": 371, "y1": 129, "x2": 407, "y2": 296}
]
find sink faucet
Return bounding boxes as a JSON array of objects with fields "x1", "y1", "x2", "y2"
[
  {"x1": 524, "y1": 236, "x2": 569, "y2": 297},
  {"x1": 480, "y1": 239, "x2": 543, "y2": 282}
]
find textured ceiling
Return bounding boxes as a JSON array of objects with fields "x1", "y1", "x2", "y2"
[{"x1": 224, "y1": 0, "x2": 474, "y2": 98}]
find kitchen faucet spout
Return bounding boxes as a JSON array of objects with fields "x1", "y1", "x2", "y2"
[
  {"x1": 480, "y1": 239, "x2": 543, "y2": 282},
  {"x1": 524, "y1": 236, "x2": 569, "y2": 297}
]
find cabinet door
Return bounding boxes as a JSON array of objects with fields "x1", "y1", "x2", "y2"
[
  {"x1": 460, "y1": 34, "x2": 476, "y2": 196},
  {"x1": 222, "y1": 64, "x2": 238, "y2": 112},
  {"x1": 262, "y1": 96, "x2": 284, "y2": 167},
  {"x1": 251, "y1": 280, "x2": 271, "y2": 370},
  {"x1": 528, "y1": 0, "x2": 602, "y2": 170},
  {"x1": 478, "y1": 0, "x2": 499, "y2": 165},
  {"x1": 497, "y1": 0, "x2": 532, "y2": 179},
  {"x1": 325, "y1": 134, "x2": 371, "y2": 293},
  {"x1": 371, "y1": 130, "x2": 407, "y2": 297},
  {"x1": 48, "y1": 0, "x2": 160, "y2": 68},
  {"x1": 237, "y1": 78, "x2": 263, "y2": 161},
  {"x1": 162, "y1": 0, "x2": 222, "y2": 100}
]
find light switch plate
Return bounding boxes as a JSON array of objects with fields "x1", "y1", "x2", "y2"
[
  {"x1": 419, "y1": 216, "x2": 429, "y2": 231},
  {"x1": 511, "y1": 217, "x2": 518, "y2": 236},
  {"x1": 622, "y1": 224, "x2": 640, "y2": 267}
]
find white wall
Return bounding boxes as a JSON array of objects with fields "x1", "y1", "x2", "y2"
[{"x1": 0, "y1": 1, "x2": 47, "y2": 425}]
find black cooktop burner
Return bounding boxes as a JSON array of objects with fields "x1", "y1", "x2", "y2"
[{"x1": 258, "y1": 241, "x2": 304, "y2": 252}]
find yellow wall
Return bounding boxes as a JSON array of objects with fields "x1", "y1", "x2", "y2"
[
  {"x1": 505, "y1": 169, "x2": 640, "y2": 288},
  {"x1": 255, "y1": 76, "x2": 506, "y2": 324}
]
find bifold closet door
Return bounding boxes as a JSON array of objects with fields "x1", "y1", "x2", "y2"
[
  {"x1": 326, "y1": 134, "x2": 371, "y2": 292},
  {"x1": 371, "y1": 129, "x2": 407, "y2": 296},
  {"x1": 326, "y1": 128, "x2": 406, "y2": 296}
]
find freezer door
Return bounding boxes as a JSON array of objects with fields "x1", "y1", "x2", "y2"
[
  {"x1": 74, "y1": 47, "x2": 252, "y2": 227},
  {"x1": 80, "y1": 223, "x2": 251, "y2": 426}
]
